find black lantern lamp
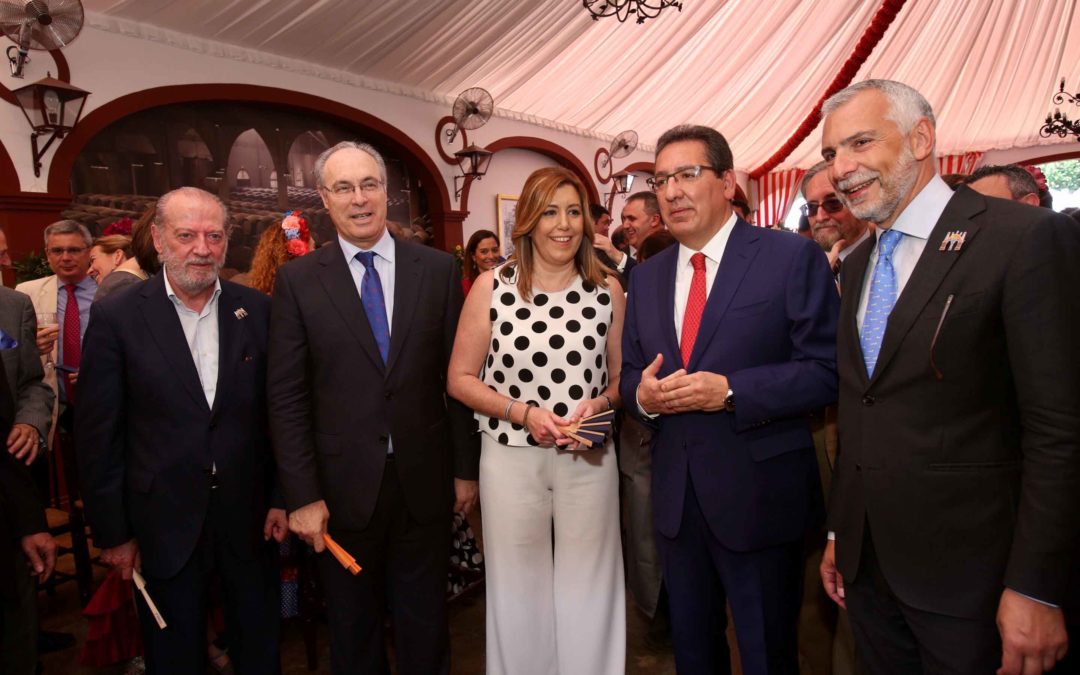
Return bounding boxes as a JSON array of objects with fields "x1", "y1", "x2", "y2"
[
  {"x1": 453, "y1": 143, "x2": 493, "y2": 199},
  {"x1": 10, "y1": 72, "x2": 90, "y2": 176}
]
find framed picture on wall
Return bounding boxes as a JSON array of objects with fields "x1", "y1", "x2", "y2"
[{"x1": 496, "y1": 194, "x2": 518, "y2": 258}]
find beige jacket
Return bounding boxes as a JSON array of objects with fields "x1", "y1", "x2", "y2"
[{"x1": 15, "y1": 275, "x2": 59, "y2": 446}]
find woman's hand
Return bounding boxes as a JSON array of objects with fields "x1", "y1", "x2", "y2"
[
  {"x1": 564, "y1": 397, "x2": 611, "y2": 450},
  {"x1": 523, "y1": 405, "x2": 571, "y2": 448}
]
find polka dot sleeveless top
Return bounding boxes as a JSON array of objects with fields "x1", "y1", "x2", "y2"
[{"x1": 478, "y1": 266, "x2": 613, "y2": 447}]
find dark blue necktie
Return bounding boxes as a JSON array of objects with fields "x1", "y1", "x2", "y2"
[{"x1": 356, "y1": 251, "x2": 390, "y2": 363}]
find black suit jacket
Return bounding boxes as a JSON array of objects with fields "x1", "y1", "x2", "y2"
[
  {"x1": 594, "y1": 247, "x2": 634, "y2": 290},
  {"x1": 268, "y1": 237, "x2": 477, "y2": 531},
  {"x1": 828, "y1": 187, "x2": 1080, "y2": 618},
  {"x1": 77, "y1": 276, "x2": 277, "y2": 579}
]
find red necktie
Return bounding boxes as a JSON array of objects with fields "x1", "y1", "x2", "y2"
[
  {"x1": 680, "y1": 253, "x2": 707, "y2": 367},
  {"x1": 63, "y1": 283, "x2": 81, "y2": 402}
]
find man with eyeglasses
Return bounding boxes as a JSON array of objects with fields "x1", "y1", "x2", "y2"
[
  {"x1": 801, "y1": 160, "x2": 871, "y2": 278},
  {"x1": 17, "y1": 221, "x2": 96, "y2": 454},
  {"x1": 621, "y1": 124, "x2": 839, "y2": 674},
  {"x1": 269, "y1": 141, "x2": 478, "y2": 675}
]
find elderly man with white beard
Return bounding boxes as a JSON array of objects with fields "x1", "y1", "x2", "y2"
[{"x1": 77, "y1": 187, "x2": 286, "y2": 675}]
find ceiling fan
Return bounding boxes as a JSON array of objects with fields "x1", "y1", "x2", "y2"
[{"x1": 0, "y1": 0, "x2": 84, "y2": 78}]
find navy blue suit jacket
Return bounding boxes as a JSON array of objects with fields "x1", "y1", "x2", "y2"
[
  {"x1": 77, "y1": 275, "x2": 277, "y2": 579},
  {"x1": 620, "y1": 220, "x2": 839, "y2": 551}
]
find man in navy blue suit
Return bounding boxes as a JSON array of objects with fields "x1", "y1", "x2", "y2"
[{"x1": 620, "y1": 125, "x2": 839, "y2": 674}]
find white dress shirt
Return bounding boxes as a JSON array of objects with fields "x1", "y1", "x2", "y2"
[
  {"x1": 338, "y1": 227, "x2": 396, "y2": 330},
  {"x1": 855, "y1": 175, "x2": 953, "y2": 333},
  {"x1": 163, "y1": 271, "x2": 222, "y2": 408},
  {"x1": 637, "y1": 212, "x2": 738, "y2": 416},
  {"x1": 673, "y1": 212, "x2": 737, "y2": 342}
]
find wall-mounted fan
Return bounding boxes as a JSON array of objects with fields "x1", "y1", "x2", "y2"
[
  {"x1": 600, "y1": 130, "x2": 638, "y2": 168},
  {"x1": 1, "y1": 0, "x2": 83, "y2": 78},
  {"x1": 446, "y1": 87, "x2": 493, "y2": 143}
]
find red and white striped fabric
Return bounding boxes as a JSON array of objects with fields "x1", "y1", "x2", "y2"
[
  {"x1": 936, "y1": 152, "x2": 983, "y2": 177},
  {"x1": 755, "y1": 169, "x2": 807, "y2": 228}
]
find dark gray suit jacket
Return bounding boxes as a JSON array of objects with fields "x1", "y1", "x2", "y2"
[{"x1": 0, "y1": 286, "x2": 53, "y2": 440}]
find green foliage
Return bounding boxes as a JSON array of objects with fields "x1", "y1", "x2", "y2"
[
  {"x1": 1040, "y1": 160, "x2": 1080, "y2": 192},
  {"x1": 13, "y1": 251, "x2": 53, "y2": 285}
]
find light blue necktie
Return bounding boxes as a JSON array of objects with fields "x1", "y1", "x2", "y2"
[
  {"x1": 356, "y1": 251, "x2": 390, "y2": 364},
  {"x1": 860, "y1": 229, "x2": 903, "y2": 376}
]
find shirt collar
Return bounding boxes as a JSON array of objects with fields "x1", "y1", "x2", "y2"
[
  {"x1": 163, "y1": 268, "x2": 221, "y2": 312},
  {"x1": 59, "y1": 275, "x2": 97, "y2": 291},
  {"x1": 677, "y1": 211, "x2": 737, "y2": 267},
  {"x1": 339, "y1": 226, "x2": 395, "y2": 265},
  {"x1": 884, "y1": 174, "x2": 953, "y2": 241},
  {"x1": 838, "y1": 227, "x2": 872, "y2": 261}
]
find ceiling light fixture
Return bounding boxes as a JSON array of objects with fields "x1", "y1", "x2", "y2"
[
  {"x1": 1040, "y1": 78, "x2": 1080, "y2": 140},
  {"x1": 583, "y1": 0, "x2": 682, "y2": 24}
]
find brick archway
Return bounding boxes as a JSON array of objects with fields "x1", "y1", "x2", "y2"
[
  {"x1": 458, "y1": 136, "x2": 599, "y2": 213},
  {"x1": 46, "y1": 84, "x2": 465, "y2": 248}
]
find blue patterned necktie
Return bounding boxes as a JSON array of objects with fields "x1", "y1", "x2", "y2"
[
  {"x1": 860, "y1": 229, "x2": 903, "y2": 376},
  {"x1": 356, "y1": 251, "x2": 390, "y2": 363}
]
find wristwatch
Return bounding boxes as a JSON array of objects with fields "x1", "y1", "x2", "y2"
[{"x1": 723, "y1": 388, "x2": 735, "y2": 413}]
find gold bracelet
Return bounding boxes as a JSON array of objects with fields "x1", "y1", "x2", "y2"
[
  {"x1": 522, "y1": 403, "x2": 536, "y2": 426},
  {"x1": 600, "y1": 394, "x2": 613, "y2": 410}
]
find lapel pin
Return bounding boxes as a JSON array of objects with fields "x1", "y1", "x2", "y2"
[
  {"x1": 939, "y1": 230, "x2": 967, "y2": 252},
  {"x1": 234, "y1": 308, "x2": 248, "y2": 320}
]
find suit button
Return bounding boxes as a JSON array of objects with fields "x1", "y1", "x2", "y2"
[
  {"x1": 861, "y1": 395, "x2": 875, "y2": 406},
  {"x1": 855, "y1": 463, "x2": 862, "y2": 472},
  {"x1": 378, "y1": 435, "x2": 389, "y2": 445},
  {"x1": 384, "y1": 391, "x2": 393, "y2": 401}
]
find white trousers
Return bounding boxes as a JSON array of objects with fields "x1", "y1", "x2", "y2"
[{"x1": 479, "y1": 434, "x2": 626, "y2": 675}]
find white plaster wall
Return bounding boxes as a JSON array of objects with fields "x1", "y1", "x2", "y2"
[
  {"x1": 0, "y1": 18, "x2": 656, "y2": 239},
  {"x1": 461, "y1": 148, "x2": 558, "y2": 245}
]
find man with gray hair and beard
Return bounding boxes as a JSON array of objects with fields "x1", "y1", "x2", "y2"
[
  {"x1": 819, "y1": 79, "x2": 1080, "y2": 674},
  {"x1": 800, "y1": 160, "x2": 871, "y2": 279},
  {"x1": 77, "y1": 186, "x2": 286, "y2": 674}
]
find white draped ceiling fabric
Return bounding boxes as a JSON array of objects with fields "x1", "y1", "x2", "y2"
[{"x1": 84, "y1": 0, "x2": 1080, "y2": 174}]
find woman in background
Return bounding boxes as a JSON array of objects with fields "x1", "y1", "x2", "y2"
[
  {"x1": 94, "y1": 206, "x2": 158, "y2": 302},
  {"x1": 240, "y1": 212, "x2": 315, "y2": 294},
  {"x1": 461, "y1": 229, "x2": 500, "y2": 295}
]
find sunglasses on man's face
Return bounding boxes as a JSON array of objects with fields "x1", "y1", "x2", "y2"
[{"x1": 801, "y1": 197, "x2": 845, "y2": 218}]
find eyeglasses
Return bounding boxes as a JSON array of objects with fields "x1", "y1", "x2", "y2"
[
  {"x1": 646, "y1": 165, "x2": 719, "y2": 192},
  {"x1": 322, "y1": 180, "x2": 384, "y2": 198},
  {"x1": 46, "y1": 246, "x2": 87, "y2": 257},
  {"x1": 801, "y1": 197, "x2": 845, "y2": 218}
]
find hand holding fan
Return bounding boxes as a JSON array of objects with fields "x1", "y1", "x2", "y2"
[{"x1": 558, "y1": 409, "x2": 616, "y2": 448}]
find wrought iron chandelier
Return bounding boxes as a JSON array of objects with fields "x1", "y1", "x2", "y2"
[
  {"x1": 1040, "y1": 78, "x2": 1080, "y2": 140},
  {"x1": 583, "y1": 0, "x2": 682, "y2": 24}
]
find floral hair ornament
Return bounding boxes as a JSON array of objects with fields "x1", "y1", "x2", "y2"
[
  {"x1": 281, "y1": 211, "x2": 311, "y2": 258},
  {"x1": 103, "y1": 217, "x2": 134, "y2": 237}
]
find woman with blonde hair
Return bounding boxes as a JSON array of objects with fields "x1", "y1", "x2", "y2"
[{"x1": 448, "y1": 166, "x2": 626, "y2": 674}]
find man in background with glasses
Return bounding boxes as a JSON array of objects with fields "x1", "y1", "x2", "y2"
[
  {"x1": 16, "y1": 221, "x2": 96, "y2": 452},
  {"x1": 621, "y1": 124, "x2": 839, "y2": 674},
  {"x1": 801, "y1": 160, "x2": 871, "y2": 279}
]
